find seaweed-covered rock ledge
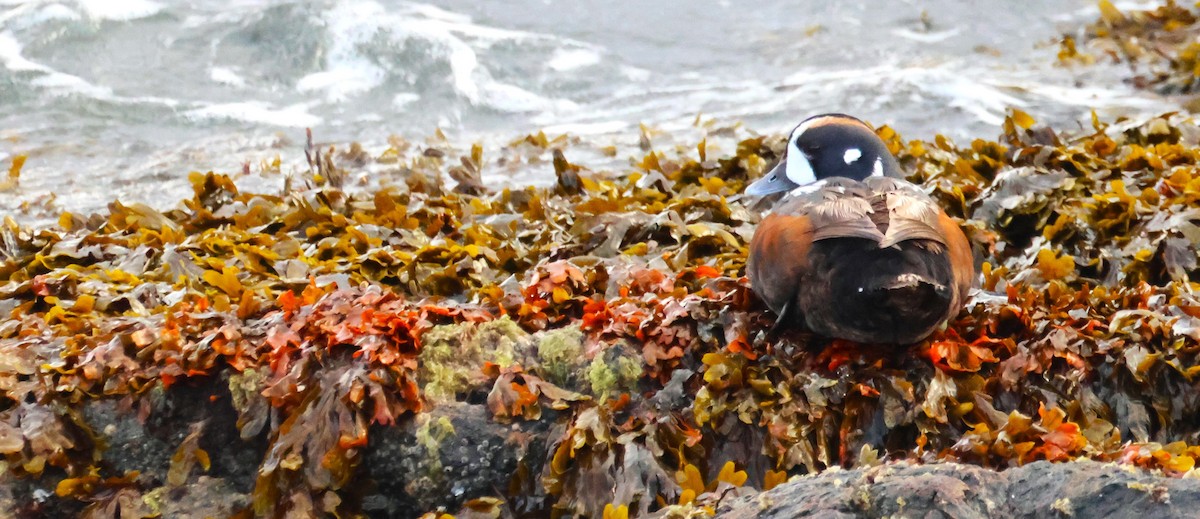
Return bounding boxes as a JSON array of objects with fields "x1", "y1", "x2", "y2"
[
  {"x1": 712, "y1": 460, "x2": 1200, "y2": 519},
  {"x1": 4, "y1": 103, "x2": 1200, "y2": 518}
]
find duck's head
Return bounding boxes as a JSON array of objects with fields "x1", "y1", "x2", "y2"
[{"x1": 745, "y1": 113, "x2": 903, "y2": 196}]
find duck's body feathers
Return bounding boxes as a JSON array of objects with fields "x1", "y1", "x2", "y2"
[{"x1": 748, "y1": 176, "x2": 973, "y2": 344}]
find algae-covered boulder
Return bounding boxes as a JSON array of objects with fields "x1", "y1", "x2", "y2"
[
  {"x1": 534, "y1": 324, "x2": 586, "y2": 389},
  {"x1": 586, "y1": 344, "x2": 644, "y2": 400},
  {"x1": 418, "y1": 316, "x2": 532, "y2": 402}
]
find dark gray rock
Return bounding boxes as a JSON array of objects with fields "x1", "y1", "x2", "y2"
[
  {"x1": 715, "y1": 460, "x2": 1200, "y2": 519},
  {"x1": 143, "y1": 476, "x2": 250, "y2": 517},
  {"x1": 361, "y1": 402, "x2": 552, "y2": 518},
  {"x1": 81, "y1": 374, "x2": 267, "y2": 493},
  {"x1": 0, "y1": 469, "x2": 84, "y2": 519}
]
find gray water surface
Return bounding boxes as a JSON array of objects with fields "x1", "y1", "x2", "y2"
[{"x1": 0, "y1": 0, "x2": 1179, "y2": 226}]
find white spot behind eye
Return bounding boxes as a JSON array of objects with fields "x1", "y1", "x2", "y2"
[
  {"x1": 872, "y1": 157, "x2": 884, "y2": 177},
  {"x1": 843, "y1": 148, "x2": 862, "y2": 164}
]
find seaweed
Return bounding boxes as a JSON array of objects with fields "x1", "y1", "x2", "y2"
[{"x1": 1065, "y1": 0, "x2": 1200, "y2": 94}]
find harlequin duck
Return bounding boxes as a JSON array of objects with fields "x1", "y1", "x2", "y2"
[{"x1": 745, "y1": 114, "x2": 974, "y2": 344}]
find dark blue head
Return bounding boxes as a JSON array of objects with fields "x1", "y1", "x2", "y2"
[{"x1": 745, "y1": 113, "x2": 903, "y2": 196}]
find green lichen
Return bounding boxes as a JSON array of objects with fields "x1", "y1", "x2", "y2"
[
  {"x1": 418, "y1": 316, "x2": 529, "y2": 402},
  {"x1": 227, "y1": 367, "x2": 270, "y2": 438},
  {"x1": 534, "y1": 324, "x2": 585, "y2": 388},
  {"x1": 227, "y1": 368, "x2": 265, "y2": 412},
  {"x1": 415, "y1": 414, "x2": 456, "y2": 479},
  {"x1": 586, "y1": 348, "x2": 643, "y2": 400},
  {"x1": 142, "y1": 486, "x2": 167, "y2": 515}
]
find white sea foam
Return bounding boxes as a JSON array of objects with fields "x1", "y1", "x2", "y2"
[
  {"x1": 37, "y1": 3, "x2": 79, "y2": 21},
  {"x1": 891, "y1": 27, "x2": 961, "y2": 43},
  {"x1": 0, "y1": 30, "x2": 110, "y2": 97},
  {"x1": 910, "y1": 67, "x2": 1026, "y2": 125},
  {"x1": 0, "y1": 31, "x2": 49, "y2": 72},
  {"x1": 483, "y1": 82, "x2": 579, "y2": 113},
  {"x1": 295, "y1": 0, "x2": 385, "y2": 102},
  {"x1": 620, "y1": 65, "x2": 651, "y2": 82},
  {"x1": 0, "y1": 1, "x2": 35, "y2": 27},
  {"x1": 183, "y1": 102, "x2": 322, "y2": 128},
  {"x1": 296, "y1": 67, "x2": 381, "y2": 101},
  {"x1": 777, "y1": 64, "x2": 1025, "y2": 125},
  {"x1": 547, "y1": 48, "x2": 601, "y2": 71},
  {"x1": 539, "y1": 120, "x2": 630, "y2": 135},
  {"x1": 31, "y1": 70, "x2": 112, "y2": 98},
  {"x1": 300, "y1": 0, "x2": 580, "y2": 115},
  {"x1": 396, "y1": 1, "x2": 566, "y2": 44},
  {"x1": 534, "y1": 59, "x2": 1070, "y2": 136},
  {"x1": 0, "y1": 3, "x2": 80, "y2": 31},
  {"x1": 1001, "y1": 81, "x2": 1171, "y2": 110},
  {"x1": 392, "y1": 92, "x2": 420, "y2": 110},
  {"x1": 1053, "y1": 1, "x2": 1164, "y2": 22},
  {"x1": 1, "y1": 31, "x2": 179, "y2": 105},
  {"x1": 76, "y1": 0, "x2": 163, "y2": 21},
  {"x1": 402, "y1": 2, "x2": 472, "y2": 24},
  {"x1": 210, "y1": 66, "x2": 246, "y2": 88}
]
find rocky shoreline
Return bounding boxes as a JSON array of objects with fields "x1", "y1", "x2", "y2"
[
  {"x1": 9, "y1": 372, "x2": 1200, "y2": 519},
  {"x1": 4, "y1": 2, "x2": 1200, "y2": 518}
]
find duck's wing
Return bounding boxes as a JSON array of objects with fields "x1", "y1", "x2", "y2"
[
  {"x1": 749, "y1": 179, "x2": 885, "y2": 315},
  {"x1": 768, "y1": 177, "x2": 953, "y2": 248},
  {"x1": 747, "y1": 210, "x2": 814, "y2": 316},
  {"x1": 938, "y1": 211, "x2": 976, "y2": 311},
  {"x1": 770, "y1": 179, "x2": 887, "y2": 243},
  {"x1": 866, "y1": 176, "x2": 975, "y2": 310},
  {"x1": 874, "y1": 178, "x2": 948, "y2": 250}
]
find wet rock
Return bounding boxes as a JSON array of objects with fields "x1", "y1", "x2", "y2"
[
  {"x1": 82, "y1": 397, "x2": 173, "y2": 485},
  {"x1": 142, "y1": 476, "x2": 250, "y2": 518},
  {"x1": 0, "y1": 470, "x2": 84, "y2": 519},
  {"x1": 714, "y1": 460, "x2": 1200, "y2": 519},
  {"x1": 361, "y1": 402, "x2": 552, "y2": 518},
  {"x1": 81, "y1": 374, "x2": 267, "y2": 493}
]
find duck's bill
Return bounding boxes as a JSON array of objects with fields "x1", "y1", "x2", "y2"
[{"x1": 744, "y1": 161, "x2": 795, "y2": 196}]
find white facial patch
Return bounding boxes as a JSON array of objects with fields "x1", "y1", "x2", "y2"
[
  {"x1": 843, "y1": 148, "x2": 862, "y2": 164},
  {"x1": 785, "y1": 129, "x2": 817, "y2": 186},
  {"x1": 872, "y1": 157, "x2": 884, "y2": 177}
]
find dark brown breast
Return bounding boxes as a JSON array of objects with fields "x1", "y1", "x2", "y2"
[{"x1": 748, "y1": 177, "x2": 975, "y2": 343}]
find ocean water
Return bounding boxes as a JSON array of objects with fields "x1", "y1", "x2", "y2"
[{"x1": 0, "y1": 0, "x2": 1179, "y2": 226}]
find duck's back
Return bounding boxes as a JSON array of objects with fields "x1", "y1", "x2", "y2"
[{"x1": 748, "y1": 177, "x2": 973, "y2": 343}]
